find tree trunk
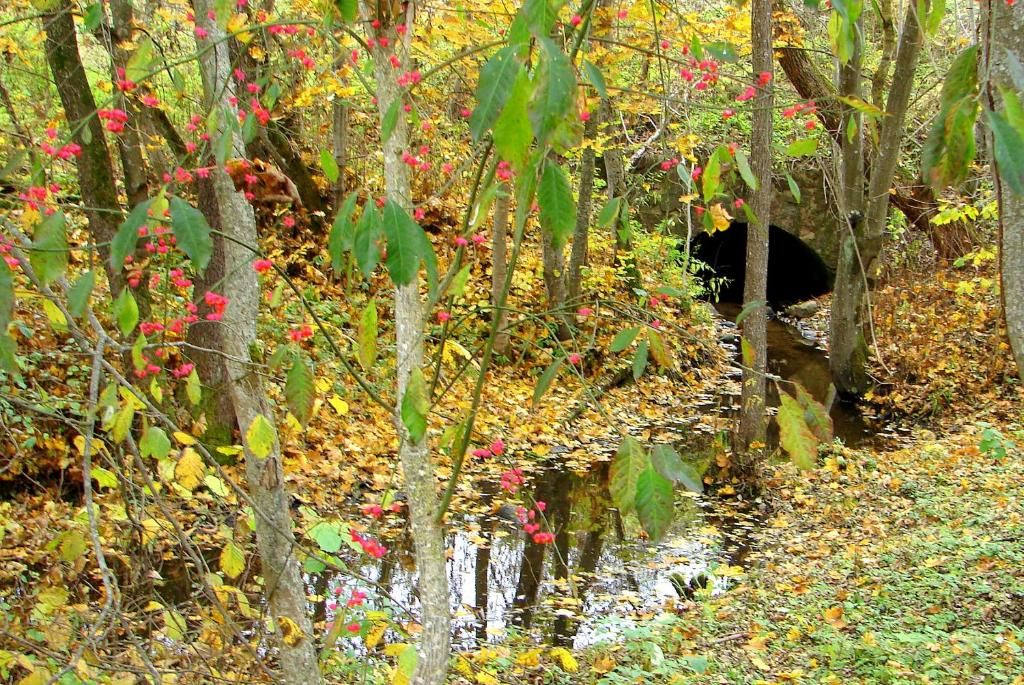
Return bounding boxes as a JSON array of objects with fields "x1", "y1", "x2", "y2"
[
  {"x1": 332, "y1": 98, "x2": 350, "y2": 206},
  {"x1": 983, "y1": 0, "x2": 1024, "y2": 379},
  {"x1": 831, "y1": 0, "x2": 927, "y2": 397},
  {"x1": 364, "y1": 4, "x2": 451, "y2": 683},
  {"x1": 191, "y1": 4, "x2": 322, "y2": 682},
  {"x1": 491, "y1": 183, "x2": 511, "y2": 356},
  {"x1": 567, "y1": 115, "x2": 598, "y2": 305},
  {"x1": 541, "y1": 226, "x2": 571, "y2": 341},
  {"x1": 42, "y1": 1, "x2": 127, "y2": 297},
  {"x1": 601, "y1": 99, "x2": 641, "y2": 293},
  {"x1": 829, "y1": 10, "x2": 869, "y2": 397},
  {"x1": 737, "y1": 0, "x2": 773, "y2": 465}
]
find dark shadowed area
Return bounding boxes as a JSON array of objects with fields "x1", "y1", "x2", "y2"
[{"x1": 691, "y1": 222, "x2": 833, "y2": 306}]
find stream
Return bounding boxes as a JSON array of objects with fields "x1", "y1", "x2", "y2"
[{"x1": 306, "y1": 304, "x2": 885, "y2": 650}]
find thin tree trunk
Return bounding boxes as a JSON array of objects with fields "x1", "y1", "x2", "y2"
[
  {"x1": 42, "y1": 1, "x2": 127, "y2": 297},
  {"x1": 830, "y1": 10, "x2": 869, "y2": 396},
  {"x1": 567, "y1": 115, "x2": 598, "y2": 304},
  {"x1": 364, "y1": 4, "x2": 451, "y2": 683},
  {"x1": 542, "y1": 227, "x2": 571, "y2": 340},
  {"x1": 101, "y1": 0, "x2": 150, "y2": 209},
  {"x1": 832, "y1": 0, "x2": 927, "y2": 396},
  {"x1": 737, "y1": 0, "x2": 773, "y2": 464},
  {"x1": 983, "y1": 0, "x2": 1024, "y2": 378},
  {"x1": 601, "y1": 99, "x2": 641, "y2": 293},
  {"x1": 332, "y1": 98, "x2": 349, "y2": 206},
  {"x1": 491, "y1": 184, "x2": 511, "y2": 356},
  {"x1": 191, "y1": 4, "x2": 322, "y2": 682}
]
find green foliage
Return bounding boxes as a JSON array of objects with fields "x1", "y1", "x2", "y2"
[
  {"x1": 111, "y1": 199, "x2": 152, "y2": 270},
  {"x1": 532, "y1": 357, "x2": 563, "y2": 408},
  {"x1": 30, "y1": 211, "x2": 67, "y2": 285},
  {"x1": 470, "y1": 46, "x2": 522, "y2": 142},
  {"x1": 609, "y1": 436, "x2": 647, "y2": 514},
  {"x1": 529, "y1": 38, "x2": 577, "y2": 147},
  {"x1": 493, "y1": 69, "x2": 533, "y2": 171},
  {"x1": 538, "y1": 160, "x2": 576, "y2": 250},
  {"x1": 400, "y1": 368, "x2": 429, "y2": 443},
  {"x1": 112, "y1": 288, "x2": 139, "y2": 337},
  {"x1": 635, "y1": 466, "x2": 674, "y2": 540},
  {"x1": 169, "y1": 197, "x2": 214, "y2": 273},
  {"x1": 285, "y1": 352, "x2": 316, "y2": 426},
  {"x1": 922, "y1": 46, "x2": 980, "y2": 190},
  {"x1": 357, "y1": 299, "x2": 378, "y2": 370}
]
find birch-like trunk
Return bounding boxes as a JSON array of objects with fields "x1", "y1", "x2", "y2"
[
  {"x1": 983, "y1": 0, "x2": 1024, "y2": 378},
  {"x1": 491, "y1": 184, "x2": 511, "y2": 357},
  {"x1": 364, "y1": 4, "x2": 451, "y2": 683},
  {"x1": 191, "y1": 4, "x2": 321, "y2": 682}
]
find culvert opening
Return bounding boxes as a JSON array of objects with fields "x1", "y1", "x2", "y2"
[{"x1": 689, "y1": 222, "x2": 833, "y2": 307}]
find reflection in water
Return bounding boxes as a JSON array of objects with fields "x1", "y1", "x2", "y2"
[{"x1": 313, "y1": 308, "x2": 878, "y2": 649}]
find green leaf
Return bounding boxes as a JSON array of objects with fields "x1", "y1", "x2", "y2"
[
  {"x1": 785, "y1": 137, "x2": 819, "y2": 157},
  {"x1": 357, "y1": 299, "x2": 378, "y2": 370},
  {"x1": 112, "y1": 288, "x2": 139, "y2": 337},
  {"x1": 597, "y1": 197, "x2": 622, "y2": 228},
  {"x1": 381, "y1": 200, "x2": 429, "y2": 286},
  {"x1": 471, "y1": 46, "x2": 521, "y2": 142},
  {"x1": 925, "y1": 0, "x2": 945, "y2": 36},
  {"x1": 509, "y1": 0, "x2": 559, "y2": 47},
  {"x1": 449, "y1": 264, "x2": 472, "y2": 299},
  {"x1": 329, "y1": 192, "x2": 359, "y2": 272},
  {"x1": 140, "y1": 426, "x2": 172, "y2": 459},
  {"x1": 702, "y1": 147, "x2": 723, "y2": 204},
  {"x1": 125, "y1": 37, "x2": 155, "y2": 83},
  {"x1": 169, "y1": 197, "x2": 213, "y2": 272},
  {"x1": 705, "y1": 41, "x2": 738, "y2": 62},
  {"x1": 582, "y1": 60, "x2": 608, "y2": 100},
  {"x1": 111, "y1": 199, "x2": 152, "y2": 271},
  {"x1": 647, "y1": 329, "x2": 672, "y2": 369},
  {"x1": 609, "y1": 436, "x2": 648, "y2": 514},
  {"x1": 777, "y1": 389, "x2": 819, "y2": 470},
  {"x1": 0, "y1": 260, "x2": 13, "y2": 331},
  {"x1": 529, "y1": 38, "x2": 576, "y2": 145},
  {"x1": 735, "y1": 299, "x2": 766, "y2": 326},
  {"x1": 336, "y1": 0, "x2": 357, "y2": 23},
  {"x1": 400, "y1": 368, "x2": 429, "y2": 444},
  {"x1": 635, "y1": 466, "x2": 674, "y2": 540},
  {"x1": 396, "y1": 644, "x2": 418, "y2": 683},
  {"x1": 380, "y1": 98, "x2": 402, "y2": 144},
  {"x1": 220, "y1": 541, "x2": 245, "y2": 579},
  {"x1": 794, "y1": 382, "x2": 833, "y2": 443},
  {"x1": 493, "y1": 68, "x2": 533, "y2": 172},
  {"x1": 353, "y1": 205, "x2": 382, "y2": 277},
  {"x1": 609, "y1": 326, "x2": 640, "y2": 353},
  {"x1": 285, "y1": 353, "x2": 316, "y2": 426},
  {"x1": 531, "y1": 357, "x2": 563, "y2": 408},
  {"x1": 0, "y1": 333, "x2": 18, "y2": 374},
  {"x1": 83, "y1": 3, "x2": 104, "y2": 33},
  {"x1": 989, "y1": 107, "x2": 1024, "y2": 195},
  {"x1": 651, "y1": 444, "x2": 704, "y2": 493},
  {"x1": 245, "y1": 414, "x2": 276, "y2": 459},
  {"x1": 90, "y1": 467, "x2": 118, "y2": 489},
  {"x1": 785, "y1": 172, "x2": 802, "y2": 204},
  {"x1": 309, "y1": 521, "x2": 342, "y2": 553},
  {"x1": 67, "y1": 270, "x2": 96, "y2": 319},
  {"x1": 320, "y1": 150, "x2": 339, "y2": 183},
  {"x1": 632, "y1": 339, "x2": 649, "y2": 380},
  {"x1": 31, "y1": 211, "x2": 68, "y2": 285},
  {"x1": 538, "y1": 160, "x2": 576, "y2": 250},
  {"x1": 734, "y1": 149, "x2": 758, "y2": 191},
  {"x1": 186, "y1": 369, "x2": 202, "y2": 405}
]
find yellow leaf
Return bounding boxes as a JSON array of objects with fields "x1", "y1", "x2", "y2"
[
  {"x1": 220, "y1": 541, "x2": 245, "y2": 579},
  {"x1": 329, "y1": 395, "x2": 350, "y2": 415},
  {"x1": 548, "y1": 647, "x2": 579, "y2": 673},
  {"x1": 277, "y1": 616, "x2": 305, "y2": 646},
  {"x1": 365, "y1": 621, "x2": 388, "y2": 649},
  {"x1": 710, "y1": 203, "x2": 733, "y2": 231},
  {"x1": 516, "y1": 649, "x2": 541, "y2": 667},
  {"x1": 475, "y1": 673, "x2": 498, "y2": 685},
  {"x1": 174, "y1": 448, "x2": 205, "y2": 491},
  {"x1": 592, "y1": 654, "x2": 616, "y2": 673},
  {"x1": 823, "y1": 605, "x2": 848, "y2": 629},
  {"x1": 173, "y1": 431, "x2": 197, "y2": 445},
  {"x1": 73, "y1": 436, "x2": 105, "y2": 455},
  {"x1": 750, "y1": 655, "x2": 770, "y2": 671}
]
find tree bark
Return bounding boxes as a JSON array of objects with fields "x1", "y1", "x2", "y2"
[
  {"x1": 191, "y1": 4, "x2": 322, "y2": 682},
  {"x1": 42, "y1": 1, "x2": 127, "y2": 297},
  {"x1": 601, "y1": 98, "x2": 641, "y2": 293},
  {"x1": 831, "y1": 0, "x2": 927, "y2": 396},
  {"x1": 364, "y1": 3, "x2": 451, "y2": 683},
  {"x1": 541, "y1": 226, "x2": 571, "y2": 340},
  {"x1": 983, "y1": 0, "x2": 1024, "y2": 379},
  {"x1": 567, "y1": 115, "x2": 598, "y2": 304},
  {"x1": 332, "y1": 98, "x2": 349, "y2": 206},
  {"x1": 737, "y1": 0, "x2": 773, "y2": 464}
]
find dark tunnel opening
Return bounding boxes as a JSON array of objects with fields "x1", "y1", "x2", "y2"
[{"x1": 689, "y1": 222, "x2": 834, "y2": 308}]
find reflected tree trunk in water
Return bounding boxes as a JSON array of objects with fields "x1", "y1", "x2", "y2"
[{"x1": 474, "y1": 519, "x2": 493, "y2": 643}]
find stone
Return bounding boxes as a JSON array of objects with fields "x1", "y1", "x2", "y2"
[{"x1": 785, "y1": 300, "x2": 820, "y2": 319}]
